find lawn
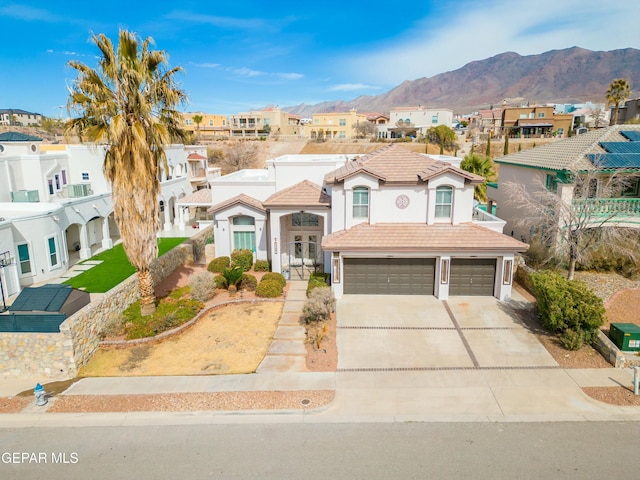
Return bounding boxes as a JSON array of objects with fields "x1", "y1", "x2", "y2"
[{"x1": 63, "y1": 238, "x2": 187, "y2": 293}]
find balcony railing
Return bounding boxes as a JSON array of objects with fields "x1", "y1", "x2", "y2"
[{"x1": 571, "y1": 198, "x2": 640, "y2": 217}]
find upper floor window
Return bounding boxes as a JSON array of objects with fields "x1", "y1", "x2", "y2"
[
  {"x1": 353, "y1": 187, "x2": 369, "y2": 218},
  {"x1": 435, "y1": 186, "x2": 453, "y2": 218},
  {"x1": 339, "y1": 118, "x2": 346, "y2": 126},
  {"x1": 431, "y1": 115, "x2": 438, "y2": 124},
  {"x1": 82, "y1": 172, "x2": 90, "y2": 181},
  {"x1": 538, "y1": 112, "x2": 545, "y2": 118},
  {"x1": 519, "y1": 114, "x2": 528, "y2": 119},
  {"x1": 47, "y1": 236, "x2": 59, "y2": 268},
  {"x1": 17, "y1": 243, "x2": 32, "y2": 275},
  {"x1": 545, "y1": 174, "x2": 559, "y2": 193},
  {"x1": 209, "y1": 120, "x2": 213, "y2": 126},
  {"x1": 186, "y1": 119, "x2": 192, "y2": 125}
]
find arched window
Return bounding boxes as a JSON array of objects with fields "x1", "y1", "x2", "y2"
[
  {"x1": 435, "y1": 186, "x2": 453, "y2": 219},
  {"x1": 353, "y1": 187, "x2": 369, "y2": 218}
]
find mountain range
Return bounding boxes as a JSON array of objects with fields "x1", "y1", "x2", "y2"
[{"x1": 284, "y1": 47, "x2": 640, "y2": 116}]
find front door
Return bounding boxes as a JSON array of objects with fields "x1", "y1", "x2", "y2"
[{"x1": 288, "y1": 233, "x2": 319, "y2": 279}]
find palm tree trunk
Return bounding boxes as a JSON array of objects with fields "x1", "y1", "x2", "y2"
[{"x1": 138, "y1": 268, "x2": 156, "y2": 315}]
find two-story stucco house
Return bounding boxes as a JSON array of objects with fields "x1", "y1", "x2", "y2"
[
  {"x1": 209, "y1": 144, "x2": 527, "y2": 301},
  {"x1": 488, "y1": 124, "x2": 640, "y2": 243}
]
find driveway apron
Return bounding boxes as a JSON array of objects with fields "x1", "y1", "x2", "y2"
[{"x1": 336, "y1": 291, "x2": 557, "y2": 371}]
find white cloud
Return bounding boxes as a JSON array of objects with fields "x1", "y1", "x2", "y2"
[
  {"x1": 276, "y1": 72, "x2": 304, "y2": 80},
  {"x1": 343, "y1": 0, "x2": 639, "y2": 85},
  {"x1": 166, "y1": 11, "x2": 267, "y2": 30},
  {"x1": 192, "y1": 62, "x2": 221, "y2": 69},
  {"x1": 330, "y1": 83, "x2": 381, "y2": 91},
  {"x1": 0, "y1": 4, "x2": 61, "y2": 22},
  {"x1": 229, "y1": 67, "x2": 265, "y2": 77}
]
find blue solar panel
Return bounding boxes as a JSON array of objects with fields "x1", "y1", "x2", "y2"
[
  {"x1": 621, "y1": 131, "x2": 640, "y2": 142},
  {"x1": 600, "y1": 142, "x2": 640, "y2": 153},
  {"x1": 587, "y1": 153, "x2": 640, "y2": 169}
]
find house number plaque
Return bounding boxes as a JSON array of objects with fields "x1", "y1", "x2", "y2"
[{"x1": 395, "y1": 194, "x2": 410, "y2": 209}]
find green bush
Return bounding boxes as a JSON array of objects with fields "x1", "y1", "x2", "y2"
[
  {"x1": 529, "y1": 270, "x2": 605, "y2": 346},
  {"x1": 123, "y1": 287, "x2": 204, "y2": 339},
  {"x1": 189, "y1": 271, "x2": 216, "y2": 302},
  {"x1": 577, "y1": 243, "x2": 640, "y2": 279},
  {"x1": 561, "y1": 328, "x2": 586, "y2": 351},
  {"x1": 231, "y1": 249, "x2": 253, "y2": 272},
  {"x1": 207, "y1": 256, "x2": 230, "y2": 273},
  {"x1": 254, "y1": 259, "x2": 270, "y2": 272},
  {"x1": 240, "y1": 273, "x2": 258, "y2": 291},
  {"x1": 260, "y1": 272, "x2": 286, "y2": 289},
  {"x1": 255, "y1": 279, "x2": 283, "y2": 298},
  {"x1": 213, "y1": 274, "x2": 226, "y2": 289},
  {"x1": 302, "y1": 287, "x2": 336, "y2": 324},
  {"x1": 306, "y1": 275, "x2": 329, "y2": 296}
]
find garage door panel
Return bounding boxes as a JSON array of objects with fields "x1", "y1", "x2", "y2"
[
  {"x1": 344, "y1": 258, "x2": 435, "y2": 295},
  {"x1": 450, "y1": 258, "x2": 496, "y2": 296}
]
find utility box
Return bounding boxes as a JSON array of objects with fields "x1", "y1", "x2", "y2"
[{"x1": 609, "y1": 323, "x2": 640, "y2": 351}]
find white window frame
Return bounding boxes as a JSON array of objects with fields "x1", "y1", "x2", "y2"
[
  {"x1": 435, "y1": 186, "x2": 453, "y2": 219},
  {"x1": 16, "y1": 242, "x2": 33, "y2": 276},
  {"x1": 46, "y1": 235, "x2": 60, "y2": 269},
  {"x1": 353, "y1": 187, "x2": 369, "y2": 219}
]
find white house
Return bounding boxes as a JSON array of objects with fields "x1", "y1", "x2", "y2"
[
  {"x1": 0, "y1": 131, "x2": 206, "y2": 298},
  {"x1": 209, "y1": 144, "x2": 527, "y2": 300},
  {"x1": 379, "y1": 106, "x2": 454, "y2": 139}
]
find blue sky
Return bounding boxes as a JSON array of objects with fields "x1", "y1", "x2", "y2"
[{"x1": 1, "y1": 0, "x2": 638, "y2": 116}]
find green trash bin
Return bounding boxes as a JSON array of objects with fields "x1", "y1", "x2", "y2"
[{"x1": 609, "y1": 323, "x2": 640, "y2": 351}]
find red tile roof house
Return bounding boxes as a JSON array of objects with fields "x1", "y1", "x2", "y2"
[{"x1": 207, "y1": 144, "x2": 527, "y2": 300}]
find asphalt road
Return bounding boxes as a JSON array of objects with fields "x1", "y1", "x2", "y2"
[{"x1": 2, "y1": 422, "x2": 640, "y2": 479}]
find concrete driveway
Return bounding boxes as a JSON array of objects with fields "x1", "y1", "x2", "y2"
[{"x1": 336, "y1": 291, "x2": 557, "y2": 371}]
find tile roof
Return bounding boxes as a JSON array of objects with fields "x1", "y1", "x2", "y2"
[
  {"x1": 321, "y1": 223, "x2": 528, "y2": 253},
  {"x1": 177, "y1": 189, "x2": 213, "y2": 206},
  {"x1": 187, "y1": 153, "x2": 207, "y2": 160},
  {"x1": 207, "y1": 193, "x2": 265, "y2": 213},
  {"x1": 0, "y1": 131, "x2": 43, "y2": 142},
  {"x1": 262, "y1": 179, "x2": 331, "y2": 208},
  {"x1": 495, "y1": 124, "x2": 640, "y2": 171},
  {"x1": 325, "y1": 144, "x2": 484, "y2": 184}
]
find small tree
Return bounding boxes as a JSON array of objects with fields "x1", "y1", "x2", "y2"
[
  {"x1": 504, "y1": 162, "x2": 637, "y2": 280},
  {"x1": 212, "y1": 141, "x2": 260, "y2": 174},
  {"x1": 485, "y1": 134, "x2": 491, "y2": 158},
  {"x1": 426, "y1": 125, "x2": 457, "y2": 154},
  {"x1": 353, "y1": 121, "x2": 377, "y2": 139},
  {"x1": 192, "y1": 114, "x2": 203, "y2": 141},
  {"x1": 503, "y1": 133, "x2": 509, "y2": 155},
  {"x1": 460, "y1": 153, "x2": 496, "y2": 202},
  {"x1": 606, "y1": 78, "x2": 631, "y2": 125}
]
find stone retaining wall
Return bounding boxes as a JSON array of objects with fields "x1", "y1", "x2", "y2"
[{"x1": 0, "y1": 242, "x2": 193, "y2": 379}]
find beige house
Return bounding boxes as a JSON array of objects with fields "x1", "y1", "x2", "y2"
[
  {"x1": 229, "y1": 107, "x2": 302, "y2": 137},
  {"x1": 501, "y1": 105, "x2": 573, "y2": 138},
  {"x1": 181, "y1": 112, "x2": 229, "y2": 139},
  {"x1": 308, "y1": 109, "x2": 369, "y2": 140}
]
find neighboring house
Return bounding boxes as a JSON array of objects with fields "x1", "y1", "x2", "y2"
[
  {"x1": 308, "y1": 110, "x2": 369, "y2": 140},
  {"x1": 181, "y1": 112, "x2": 229, "y2": 138},
  {"x1": 0, "y1": 109, "x2": 42, "y2": 127},
  {"x1": 488, "y1": 125, "x2": 640, "y2": 242},
  {"x1": 468, "y1": 108, "x2": 502, "y2": 134},
  {"x1": 381, "y1": 106, "x2": 454, "y2": 139},
  {"x1": 610, "y1": 97, "x2": 640, "y2": 125},
  {"x1": 209, "y1": 144, "x2": 527, "y2": 301},
  {"x1": 501, "y1": 105, "x2": 573, "y2": 138},
  {"x1": 0, "y1": 132, "x2": 205, "y2": 295},
  {"x1": 229, "y1": 107, "x2": 302, "y2": 137}
]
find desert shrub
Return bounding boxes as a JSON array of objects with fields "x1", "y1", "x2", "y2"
[
  {"x1": 255, "y1": 279, "x2": 283, "y2": 298},
  {"x1": 231, "y1": 249, "x2": 253, "y2": 272},
  {"x1": 189, "y1": 271, "x2": 216, "y2": 302},
  {"x1": 213, "y1": 274, "x2": 226, "y2": 289},
  {"x1": 561, "y1": 328, "x2": 587, "y2": 351},
  {"x1": 523, "y1": 237, "x2": 555, "y2": 269},
  {"x1": 221, "y1": 266, "x2": 244, "y2": 293},
  {"x1": 301, "y1": 287, "x2": 336, "y2": 324},
  {"x1": 254, "y1": 259, "x2": 270, "y2": 272},
  {"x1": 207, "y1": 256, "x2": 230, "y2": 273},
  {"x1": 240, "y1": 273, "x2": 257, "y2": 291},
  {"x1": 123, "y1": 288, "x2": 203, "y2": 339},
  {"x1": 529, "y1": 270, "x2": 605, "y2": 346},
  {"x1": 306, "y1": 275, "x2": 329, "y2": 296},
  {"x1": 577, "y1": 242, "x2": 640, "y2": 279},
  {"x1": 260, "y1": 272, "x2": 286, "y2": 289}
]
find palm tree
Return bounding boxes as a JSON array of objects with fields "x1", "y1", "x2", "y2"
[
  {"x1": 460, "y1": 153, "x2": 496, "y2": 202},
  {"x1": 606, "y1": 78, "x2": 631, "y2": 125},
  {"x1": 192, "y1": 114, "x2": 203, "y2": 141},
  {"x1": 65, "y1": 30, "x2": 187, "y2": 315}
]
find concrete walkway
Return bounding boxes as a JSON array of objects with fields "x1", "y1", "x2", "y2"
[{"x1": 256, "y1": 280, "x2": 308, "y2": 373}]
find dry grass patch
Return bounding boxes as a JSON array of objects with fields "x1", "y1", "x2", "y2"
[{"x1": 79, "y1": 302, "x2": 283, "y2": 377}]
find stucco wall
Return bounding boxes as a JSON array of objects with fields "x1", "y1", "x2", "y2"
[{"x1": 0, "y1": 241, "x2": 193, "y2": 379}]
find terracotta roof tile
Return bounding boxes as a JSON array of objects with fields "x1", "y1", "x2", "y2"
[
  {"x1": 321, "y1": 223, "x2": 528, "y2": 252},
  {"x1": 187, "y1": 153, "x2": 207, "y2": 160},
  {"x1": 325, "y1": 144, "x2": 482, "y2": 184},
  {"x1": 207, "y1": 193, "x2": 264, "y2": 213},
  {"x1": 262, "y1": 179, "x2": 331, "y2": 208},
  {"x1": 176, "y1": 189, "x2": 213, "y2": 205}
]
